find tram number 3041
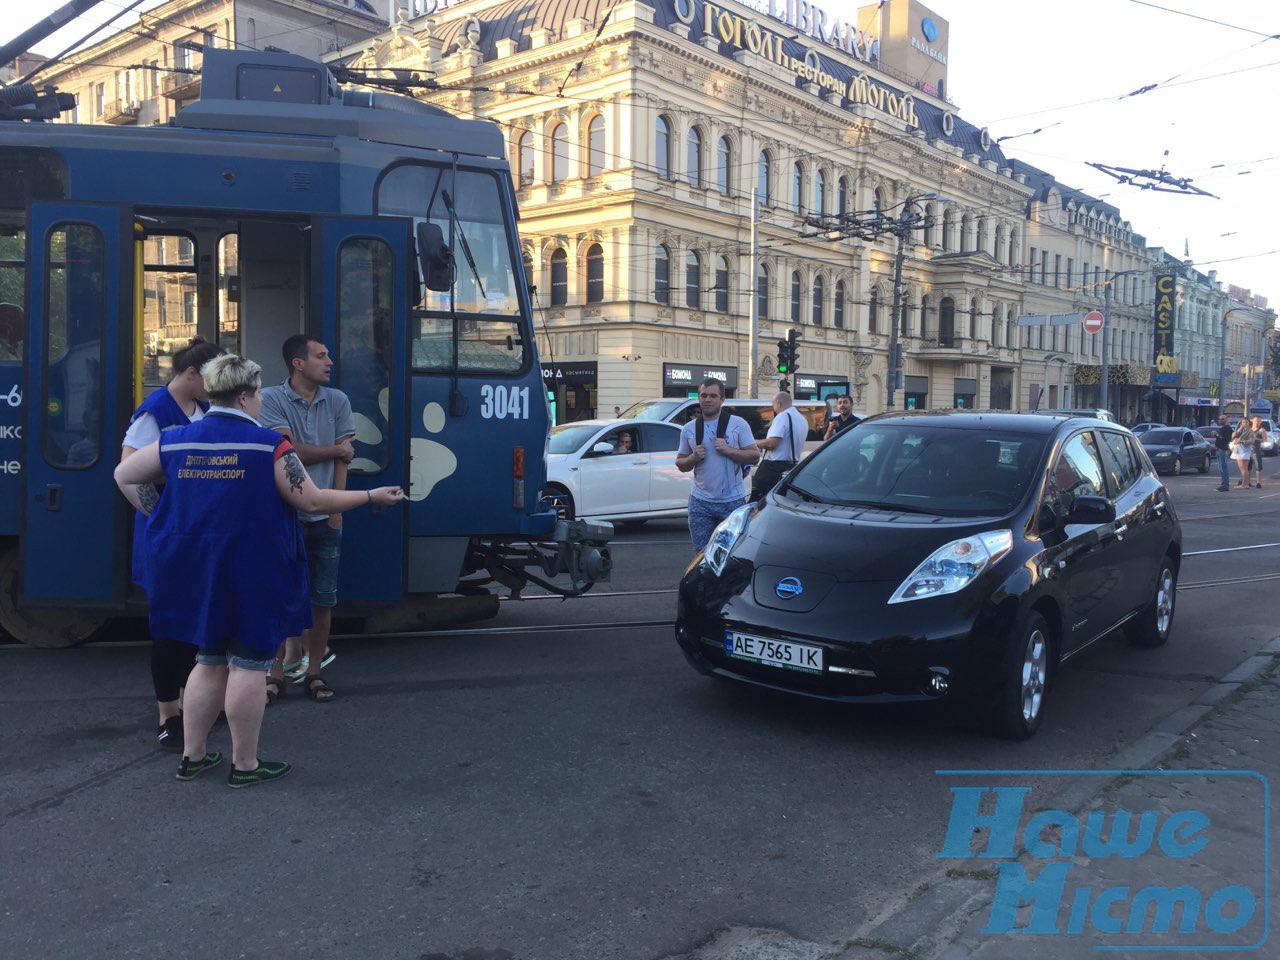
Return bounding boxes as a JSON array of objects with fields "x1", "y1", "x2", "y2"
[{"x1": 480, "y1": 385, "x2": 531, "y2": 420}]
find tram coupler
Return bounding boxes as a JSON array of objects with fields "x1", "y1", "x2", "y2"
[{"x1": 545, "y1": 518, "x2": 613, "y2": 587}]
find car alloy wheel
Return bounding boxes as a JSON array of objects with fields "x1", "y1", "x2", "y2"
[
  {"x1": 1172, "y1": 456, "x2": 1182, "y2": 476},
  {"x1": 1021, "y1": 628, "x2": 1048, "y2": 724},
  {"x1": 987, "y1": 611, "x2": 1051, "y2": 739},
  {"x1": 1155, "y1": 567, "x2": 1175, "y2": 636},
  {"x1": 1127, "y1": 559, "x2": 1175, "y2": 648}
]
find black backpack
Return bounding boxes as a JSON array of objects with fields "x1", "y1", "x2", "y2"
[{"x1": 695, "y1": 410, "x2": 749, "y2": 477}]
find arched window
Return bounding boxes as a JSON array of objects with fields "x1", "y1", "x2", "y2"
[
  {"x1": 812, "y1": 275, "x2": 824, "y2": 326},
  {"x1": 550, "y1": 123, "x2": 569, "y2": 183},
  {"x1": 923, "y1": 202, "x2": 937, "y2": 247},
  {"x1": 714, "y1": 255, "x2": 730, "y2": 311},
  {"x1": 868, "y1": 289, "x2": 879, "y2": 333},
  {"x1": 550, "y1": 249, "x2": 568, "y2": 306},
  {"x1": 685, "y1": 251, "x2": 701, "y2": 309},
  {"x1": 938, "y1": 296, "x2": 955, "y2": 347},
  {"x1": 873, "y1": 186, "x2": 885, "y2": 217},
  {"x1": 517, "y1": 131, "x2": 535, "y2": 187},
  {"x1": 918, "y1": 294, "x2": 929, "y2": 338},
  {"x1": 654, "y1": 244, "x2": 670, "y2": 303},
  {"x1": 792, "y1": 162, "x2": 804, "y2": 214},
  {"x1": 655, "y1": 115, "x2": 672, "y2": 179},
  {"x1": 756, "y1": 263, "x2": 769, "y2": 319},
  {"x1": 1007, "y1": 227, "x2": 1018, "y2": 267},
  {"x1": 687, "y1": 126, "x2": 703, "y2": 188},
  {"x1": 942, "y1": 207, "x2": 955, "y2": 251},
  {"x1": 716, "y1": 136, "x2": 732, "y2": 195},
  {"x1": 814, "y1": 169, "x2": 827, "y2": 216},
  {"x1": 838, "y1": 176, "x2": 848, "y2": 215},
  {"x1": 757, "y1": 150, "x2": 771, "y2": 204},
  {"x1": 969, "y1": 299, "x2": 979, "y2": 339},
  {"x1": 977, "y1": 218, "x2": 989, "y2": 253},
  {"x1": 834, "y1": 281, "x2": 845, "y2": 329},
  {"x1": 585, "y1": 243, "x2": 604, "y2": 303},
  {"x1": 790, "y1": 271, "x2": 801, "y2": 324},
  {"x1": 586, "y1": 115, "x2": 605, "y2": 178},
  {"x1": 960, "y1": 213, "x2": 972, "y2": 250}
]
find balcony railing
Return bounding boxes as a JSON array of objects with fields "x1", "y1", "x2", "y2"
[
  {"x1": 161, "y1": 71, "x2": 200, "y2": 100},
  {"x1": 103, "y1": 98, "x2": 140, "y2": 124}
]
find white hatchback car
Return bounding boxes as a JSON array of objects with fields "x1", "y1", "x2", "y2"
[{"x1": 543, "y1": 419, "x2": 744, "y2": 525}]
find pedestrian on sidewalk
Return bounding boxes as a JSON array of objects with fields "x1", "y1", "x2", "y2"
[
  {"x1": 1213, "y1": 415, "x2": 1233, "y2": 492},
  {"x1": 120, "y1": 337, "x2": 223, "y2": 751},
  {"x1": 1251, "y1": 416, "x2": 1267, "y2": 488},
  {"x1": 260, "y1": 336, "x2": 356, "y2": 704},
  {"x1": 113, "y1": 354, "x2": 404, "y2": 788},
  {"x1": 752, "y1": 392, "x2": 806, "y2": 503},
  {"x1": 1231, "y1": 418, "x2": 1256, "y2": 488},
  {"x1": 675, "y1": 378, "x2": 759, "y2": 552},
  {"x1": 823, "y1": 394, "x2": 857, "y2": 441}
]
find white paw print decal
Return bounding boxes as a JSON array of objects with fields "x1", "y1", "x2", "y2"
[
  {"x1": 349, "y1": 388, "x2": 388, "y2": 475},
  {"x1": 409, "y1": 401, "x2": 457, "y2": 502}
]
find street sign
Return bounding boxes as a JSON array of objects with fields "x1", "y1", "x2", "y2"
[{"x1": 1082, "y1": 310, "x2": 1105, "y2": 334}]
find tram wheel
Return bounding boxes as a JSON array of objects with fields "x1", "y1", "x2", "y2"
[{"x1": 0, "y1": 547, "x2": 105, "y2": 648}]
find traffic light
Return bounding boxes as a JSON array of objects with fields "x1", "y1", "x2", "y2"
[{"x1": 776, "y1": 328, "x2": 801, "y2": 377}]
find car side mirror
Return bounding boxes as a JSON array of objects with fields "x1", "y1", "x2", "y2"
[
  {"x1": 590, "y1": 442, "x2": 614, "y2": 455},
  {"x1": 1066, "y1": 495, "x2": 1115, "y2": 526},
  {"x1": 416, "y1": 221, "x2": 455, "y2": 292}
]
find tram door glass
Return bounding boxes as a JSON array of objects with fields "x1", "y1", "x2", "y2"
[
  {"x1": 217, "y1": 233, "x2": 240, "y2": 355},
  {"x1": 141, "y1": 235, "x2": 197, "y2": 389},
  {"x1": 44, "y1": 224, "x2": 105, "y2": 468},
  {"x1": 0, "y1": 223, "x2": 24, "y2": 362},
  {"x1": 336, "y1": 237, "x2": 392, "y2": 473}
]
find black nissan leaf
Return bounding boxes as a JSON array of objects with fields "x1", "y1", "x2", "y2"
[{"x1": 675, "y1": 413, "x2": 1182, "y2": 739}]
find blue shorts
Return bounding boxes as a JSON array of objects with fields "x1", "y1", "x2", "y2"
[
  {"x1": 688, "y1": 495, "x2": 746, "y2": 553},
  {"x1": 303, "y1": 520, "x2": 342, "y2": 608},
  {"x1": 195, "y1": 637, "x2": 273, "y2": 672}
]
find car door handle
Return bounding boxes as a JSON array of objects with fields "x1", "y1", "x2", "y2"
[
  {"x1": 1153, "y1": 500, "x2": 1166, "y2": 516},
  {"x1": 634, "y1": 459, "x2": 648, "y2": 465},
  {"x1": 1113, "y1": 524, "x2": 1128, "y2": 541}
]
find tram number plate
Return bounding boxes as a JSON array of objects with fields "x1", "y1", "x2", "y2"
[{"x1": 724, "y1": 631, "x2": 823, "y2": 674}]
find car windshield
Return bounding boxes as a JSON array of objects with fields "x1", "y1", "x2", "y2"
[
  {"x1": 1143, "y1": 429, "x2": 1184, "y2": 445},
  {"x1": 548, "y1": 424, "x2": 602, "y2": 455},
  {"x1": 618, "y1": 399, "x2": 684, "y2": 421},
  {"x1": 787, "y1": 424, "x2": 1046, "y2": 518}
]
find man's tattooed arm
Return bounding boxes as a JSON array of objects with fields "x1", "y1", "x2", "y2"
[
  {"x1": 284, "y1": 451, "x2": 307, "y2": 495},
  {"x1": 137, "y1": 483, "x2": 159, "y2": 516}
]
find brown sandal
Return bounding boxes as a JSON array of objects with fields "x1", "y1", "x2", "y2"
[
  {"x1": 303, "y1": 676, "x2": 335, "y2": 702},
  {"x1": 266, "y1": 676, "x2": 285, "y2": 705}
]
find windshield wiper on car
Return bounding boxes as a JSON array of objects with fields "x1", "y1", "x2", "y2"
[
  {"x1": 785, "y1": 485, "x2": 836, "y2": 505},
  {"x1": 840, "y1": 499, "x2": 937, "y2": 515}
]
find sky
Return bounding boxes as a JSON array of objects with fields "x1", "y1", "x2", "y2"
[{"x1": 12, "y1": 0, "x2": 1280, "y2": 297}]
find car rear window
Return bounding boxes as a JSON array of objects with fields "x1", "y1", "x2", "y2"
[
  {"x1": 1143, "y1": 429, "x2": 1183, "y2": 444},
  {"x1": 787, "y1": 424, "x2": 1045, "y2": 518}
]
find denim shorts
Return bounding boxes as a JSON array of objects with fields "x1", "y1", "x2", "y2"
[
  {"x1": 195, "y1": 637, "x2": 273, "y2": 672},
  {"x1": 303, "y1": 520, "x2": 342, "y2": 608}
]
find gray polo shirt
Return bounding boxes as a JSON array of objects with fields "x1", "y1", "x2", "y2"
[{"x1": 259, "y1": 379, "x2": 355, "y2": 522}]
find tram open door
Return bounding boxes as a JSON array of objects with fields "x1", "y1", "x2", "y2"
[{"x1": 18, "y1": 202, "x2": 133, "y2": 643}]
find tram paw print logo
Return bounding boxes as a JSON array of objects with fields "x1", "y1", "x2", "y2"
[
  {"x1": 409, "y1": 402, "x2": 457, "y2": 502},
  {"x1": 349, "y1": 388, "x2": 387, "y2": 474}
]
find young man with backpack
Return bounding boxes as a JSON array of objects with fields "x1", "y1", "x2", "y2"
[{"x1": 675, "y1": 378, "x2": 759, "y2": 551}]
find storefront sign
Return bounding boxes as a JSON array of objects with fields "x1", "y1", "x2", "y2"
[
  {"x1": 1016, "y1": 313, "x2": 1084, "y2": 327},
  {"x1": 541, "y1": 361, "x2": 597, "y2": 385},
  {"x1": 663, "y1": 362, "x2": 739, "y2": 390},
  {"x1": 695, "y1": 0, "x2": 880, "y2": 63},
  {"x1": 1177, "y1": 396, "x2": 1218, "y2": 407},
  {"x1": 1153, "y1": 270, "x2": 1179, "y2": 385}
]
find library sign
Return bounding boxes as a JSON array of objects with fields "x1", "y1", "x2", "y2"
[{"x1": 672, "y1": 0, "x2": 919, "y2": 129}]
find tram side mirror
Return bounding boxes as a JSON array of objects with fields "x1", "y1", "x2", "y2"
[{"x1": 416, "y1": 222, "x2": 455, "y2": 292}]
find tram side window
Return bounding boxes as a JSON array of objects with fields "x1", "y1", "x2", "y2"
[
  {"x1": 45, "y1": 224, "x2": 105, "y2": 469},
  {"x1": 337, "y1": 237, "x2": 392, "y2": 474},
  {"x1": 378, "y1": 164, "x2": 526, "y2": 374},
  {"x1": 142, "y1": 234, "x2": 197, "y2": 389},
  {"x1": 217, "y1": 233, "x2": 240, "y2": 355},
  {"x1": 0, "y1": 224, "x2": 24, "y2": 362}
]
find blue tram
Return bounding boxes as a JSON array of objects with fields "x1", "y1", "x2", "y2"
[{"x1": 0, "y1": 48, "x2": 610, "y2": 646}]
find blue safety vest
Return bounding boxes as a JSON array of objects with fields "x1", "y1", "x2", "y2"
[
  {"x1": 127, "y1": 388, "x2": 208, "y2": 590},
  {"x1": 145, "y1": 409, "x2": 312, "y2": 657}
]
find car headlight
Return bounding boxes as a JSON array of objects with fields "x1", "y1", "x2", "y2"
[
  {"x1": 888, "y1": 530, "x2": 1014, "y2": 604},
  {"x1": 1152, "y1": 451, "x2": 1172, "y2": 458},
  {"x1": 701, "y1": 504, "x2": 753, "y2": 577}
]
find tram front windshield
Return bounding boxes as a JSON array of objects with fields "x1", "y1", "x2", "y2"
[{"x1": 379, "y1": 164, "x2": 524, "y2": 372}]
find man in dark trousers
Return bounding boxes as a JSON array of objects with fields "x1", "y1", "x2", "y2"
[{"x1": 1213, "y1": 414, "x2": 1233, "y2": 492}]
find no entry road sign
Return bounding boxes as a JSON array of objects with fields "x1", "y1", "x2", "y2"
[{"x1": 1082, "y1": 310, "x2": 1105, "y2": 334}]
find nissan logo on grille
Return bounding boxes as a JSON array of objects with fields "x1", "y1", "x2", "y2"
[{"x1": 775, "y1": 576, "x2": 804, "y2": 599}]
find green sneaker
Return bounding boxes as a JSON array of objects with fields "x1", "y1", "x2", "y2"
[
  {"x1": 175, "y1": 752, "x2": 224, "y2": 781},
  {"x1": 227, "y1": 760, "x2": 292, "y2": 789}
]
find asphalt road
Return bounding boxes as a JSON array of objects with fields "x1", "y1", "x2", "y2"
[{"x1": 3, "y1": 472, "x2": 1279, "y2": 960}]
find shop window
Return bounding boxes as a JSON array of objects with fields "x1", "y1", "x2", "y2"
[
  {"x1": 550, "y1": 123, "x2": 569, "y2": 183},
  {"x1": 550, "y1": 249, "x2": 567, "y2": 306},
  {"x1": 716, "y1": 136, "x2": 731, "y2": 195},
  {"x1": 585, "y1": 243, "x2": 604, "y2": 303},
  {"x1": 655, "y1": 115, "x2": 671, "y2": 179},
  {"x1": 714, "y1": 255, "x2": 729, "y2": 312},
  {"x1": 790, "y1": 271, "x2": 801, "y2": 324},
  {"x1": 756, "y1": 263, "x2": 768, "y2": 319},
  {"x1": 654, "y1": 245, "x2": 670, "y2": 304},
  {"x1": 44, "y1": 223, "x2": 105, "y2": 468},
  {"x1": 812, "y1": 275, "x2": 823, "y2": 326},
  {"x1": 586, "y1": 115, "x2": 605, "y2": 178},
  {"x1": 687, "y1": 126, "x2": 703, "y2": 188},
  {"x1": 685, "y1": 251, "x2": 701, "y2": 309},
  {"x1": 517, "y1": 131, "x2": 535, "y2": 186}
]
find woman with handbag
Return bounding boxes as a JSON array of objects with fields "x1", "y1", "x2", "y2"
[
  {"x1": 1231, "y1": 419, "x2": 1256, "y2": 489},
  {"x1": 752, "y1": 392, "x2": 807, "y2": 503}
]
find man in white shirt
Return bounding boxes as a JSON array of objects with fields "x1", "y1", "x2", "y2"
[{"x1": 751, "y1": 392, "x2": 808, "y2": 503}]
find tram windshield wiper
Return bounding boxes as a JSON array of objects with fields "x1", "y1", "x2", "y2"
[{"x1": 441, "y1": 189, "x2": 486, "y2": 301}]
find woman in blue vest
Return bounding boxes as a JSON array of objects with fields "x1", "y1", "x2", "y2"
[
  {"x1": 115, "y1": 354, "x2": 405, "y2": 788},
  {"x1": 121, "y1": 337, "x2": 223, "y2": 752}
]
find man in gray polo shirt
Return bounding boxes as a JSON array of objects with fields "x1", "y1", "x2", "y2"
[{"x1": 260, "y1": 335, "x2": 355, "y2": 703}]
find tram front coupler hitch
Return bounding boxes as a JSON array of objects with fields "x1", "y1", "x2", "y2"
[{"x1": 543, "y1": 518, "x2": 613, "y2": 587}]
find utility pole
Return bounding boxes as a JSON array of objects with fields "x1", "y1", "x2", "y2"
[
  {"x1": 748, "y1": 188, "x2": 759, "y2": 399},
  {"x1": 886, "y1": 228, "x2": 907, "y2": 410},
  {"x1": 1101, "y1": 274, "x2": 1112, "y2": 412}
]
